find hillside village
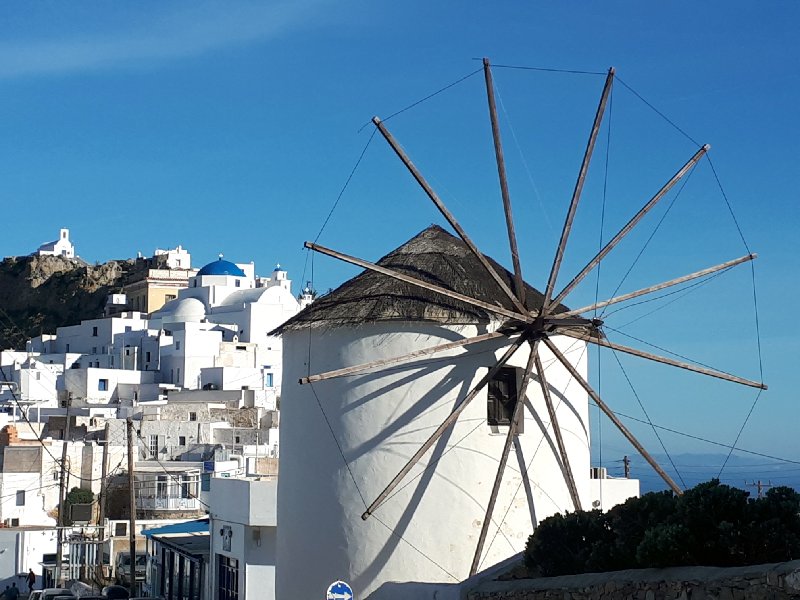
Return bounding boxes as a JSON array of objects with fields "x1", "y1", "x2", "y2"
[
  {"x1": 0, "y1": 231, "x2": 315, "y2": 597},
  {"x1": 0, "y1": 227, "x2": 642, "y2": 599}
]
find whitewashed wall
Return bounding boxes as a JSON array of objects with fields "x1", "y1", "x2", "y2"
[{"x1": 276, "y1": 322, "x2": 590, "y2": 600}]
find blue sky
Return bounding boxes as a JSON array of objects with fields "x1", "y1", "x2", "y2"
[{"x1": 0, "y1": 2, "x2": 797, "y2": 482}]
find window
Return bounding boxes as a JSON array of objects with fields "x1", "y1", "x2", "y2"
[
  {"x1": 149, "y1": 435, "x2": 158, "y2": 457},
  {"x1": 265, "y1": 372, "x2": 274, "y2": 387},
  {"x1": 10, "y1": 518, "x2": 18, "y2": 527},
  {"x1": 98, "y1": 379, "x2": 109, "y2": 391},
  {"x1": 92, "y1": 326, "x2": 98, "y2": 337},
  {"x1": 487, "y1": 367, "x2": 521, "y2": 429},
  {"x1": 165, "y1": 294, "x2": 176, "y2": 301},
  {"x1": 92, "y1": 347, "x2": 97, "y2": 354},
  {"x1": 217, "y1": 555, "x2": 239, "y2": 600},
  {"x1": 176, "y1": 368, "x2": 181, "y2": 383},
  {"x1": 114, "y1": 522, "x2": 128, "y2": 537},
  {"x1": 235, "y1": 280, "x2": 241, "y2": 288},
  {"x1": 15, "y1": 490, "x2": 25, "y2": 506},
  {"x1": 145, "y1": 351, "x2": 151, "y2": 362},
  {"x1": 181, "y1": 474, "x2": 198, "y2": 499},
  {"x1": 234, "y1": 436, "x2": 240, "y2": 444},
  {"x1": 178, "y1": 436, "x2": 186, "y2": 446},
  {"x1": 175, "y1": 341, "x2": 181, "y2": 351},
  {"x1": 156, "y1": 475, "x2": 168, "y2": 498},
  {"x1": 189, "y1": 412, "x2": 197, "y2": 422},
  {"x1": 65, "y1": 344, "x2": 70, "y2": 353}
]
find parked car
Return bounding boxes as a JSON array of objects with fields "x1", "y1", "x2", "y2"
[
  {"x1": 40, "y1": 590, "x2": 75, "y2": 600},
  {"x1": 28, "y1": 592, "x2": 42, "y2": 600},
  {"x1": 114, "y1": 551, "x2": 147, "y2": 586},
  {"x1": 101, "y1": 585, "x2": 130, "y2": 599}
]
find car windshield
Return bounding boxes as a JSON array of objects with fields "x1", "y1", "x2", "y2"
[{"x1": 119, "y1": 554, "x2": 147, "y2": 566}]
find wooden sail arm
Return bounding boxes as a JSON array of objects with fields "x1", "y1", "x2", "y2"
[
  {"x1": 533, "y1": 348, "x2": 582, "y2": 511},
  {"x1": 542, "y1": 337, "x2": 683, "y2": 495},
  {"x1": 470, "y1": 343, "x2": 536, "y2": 576},
  {"x1": 551, "y1": 253, "x2": 757, "y2": 319},
  {"x1": 361, "y1": 336, "x2": 527, "y2": 520},
  {"x1": 483, "y1": 57, "x2": 525, "y2": 306},
  {"x1": 305, "y1": 241, "x2": 534, "y2": 324},
  {"x1": 561, "y1": 330, "x2": 767, "y2": 390},
  {"x1": 549, "y1": 143, "x2": 710, "y2": 309},
  {"x1": 299, "y1": 331, "x2": 509, "y2": 385},
  {"x1": 542, "y1": 67, "x2": 615, "y2": 310},
  {"x1": 372, "y1": 116, "x2": 529, "y2": 315}
]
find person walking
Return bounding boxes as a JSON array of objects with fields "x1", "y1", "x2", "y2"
[{"x1": 25, "y1": 570, "x2": 35, "y2": 593}]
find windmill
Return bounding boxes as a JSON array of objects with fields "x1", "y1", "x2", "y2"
[{"x1": 275, "y1": 59, "x2": 766, "y2": 595}]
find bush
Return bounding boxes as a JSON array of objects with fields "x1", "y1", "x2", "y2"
[
  {"x1": 524, "y1": 480, "x2": 800, "y2": 577},
  {"x1": 524, "y1": 509, "x2": 611, "y2": 576}
]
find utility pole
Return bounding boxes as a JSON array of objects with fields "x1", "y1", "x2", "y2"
[
  {"x1": 623, "y1": 455, "x2": 631, "y2": 479},
  {"x1": 126, "y1": 417, "x2": 136, "y2": 596},
  {"x1": 746, "y1": 479, "x2": 773, "y2": 499},
  {"x1": 55, "y1": 398, "x2": 72, "y2": 586},
  {"x1": 96, "y1": 423, "x2": 110, "y2": 581}
]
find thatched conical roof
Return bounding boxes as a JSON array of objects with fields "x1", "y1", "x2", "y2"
[{"x1": 273, "y1": 225, "x2": 569, "y2": 334}]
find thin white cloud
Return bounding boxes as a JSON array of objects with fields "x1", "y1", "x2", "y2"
[{"x1": 0, "y1": 2, "x2": 329, "y2": 78}]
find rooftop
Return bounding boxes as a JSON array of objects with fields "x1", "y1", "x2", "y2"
[
  {"x1": 273, "y1": 224, "x2": 569, "y2": 334},
  {"x1": 197, "y1": 257, "x2": 246, "y2": 278}
]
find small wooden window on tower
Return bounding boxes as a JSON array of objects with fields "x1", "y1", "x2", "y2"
[{"x1": 487, "y1": 366, "x2": 522, "y2": 431}]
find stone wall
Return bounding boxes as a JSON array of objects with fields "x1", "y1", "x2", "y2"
[{"x1": 467, "y1": 560, "x2": 800, "y2": 600}]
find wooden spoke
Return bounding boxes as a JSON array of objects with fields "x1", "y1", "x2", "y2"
[
  {"x1": 483, "y1": 57, "x2": 525, "y2": 305},
  {"x1": 305, "y1": 241, "x2": 534, "y2": 324},
  {"x1": 542, "y1": 337, "x2": 683, "y2": 495},
  {"x1": 533, "y1": 347, "x2": 582, "y2": 511},
  {"x1": 361, "y1": 336, "x2": 527, "y2": 520},
  {"x1": 372, "y1": 116, "x2": 529, "y2": 315},
  {"x1": 542, "y1": 67, "x2": 615, "y2": 310},
  {"x1": 299, "y1": 331, "x2": 509, "y2": 385},
  {"x1": 550, "y1": 144, "x2": 710, "y2": 309},
  {"x1": 470, "y1": 343, "x2": 536, "y2": 576},
  {"x1": 562, "y1": 330, "x2": 767, "y2": 390},
  {"x1": 553, "y1": 253, "x2": 757, "y2": 319}
]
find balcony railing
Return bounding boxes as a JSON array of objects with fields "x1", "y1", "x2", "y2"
[{"x1": 135, "y1": 496, "x2": 200, "y2": 511}]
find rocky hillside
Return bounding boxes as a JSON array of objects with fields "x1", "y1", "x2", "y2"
[{"x1": 0, "y1": 254, "x2": 145, "y2": 350}]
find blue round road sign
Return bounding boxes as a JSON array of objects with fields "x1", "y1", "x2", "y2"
[{"x1": 326, "y1": 580, "x2": 354, "y2": 600}]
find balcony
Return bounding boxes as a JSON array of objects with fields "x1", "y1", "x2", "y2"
[{"x1": 135, "y1": 496, "x2": 200, "y2": 511}]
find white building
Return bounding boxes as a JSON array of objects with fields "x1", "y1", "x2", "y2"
[
  {"x1": 2, "y1": 256, "x2": 304, "y2": 412},
  {"x1": 0, "y1": 423, "x2": 123, "y2": 528},
  {"x1": 0, "y1": 527, "x2": 57, "y2": 590},
  {"x1": 209, "y1": 476, "x2": 277, "y2": 600},
  {"x1": 36, "y1": 228, "x2": 75, "y2": 259},
  {"x1": 273, "y1": 226, "x2": 639, "y2": 600},
  {"x1": 149, "y1": 257, "x2": 305, "y2": 402},
  {"x1": 153, "y1": 245, "x2": 191, "y2": 270}
]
